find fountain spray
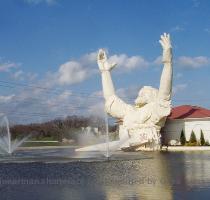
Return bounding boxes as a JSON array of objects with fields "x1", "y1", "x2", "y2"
[{"x1": 105, "y1": 113, "x2": 110, "y2": 160}]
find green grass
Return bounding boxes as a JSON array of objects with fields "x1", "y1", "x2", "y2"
[
  {"x1": 22, "y1": 141, "x2": 62, "y2": 147},
  {"x1": 30, "y1": 136, "x2": 57, "y2": 141}
]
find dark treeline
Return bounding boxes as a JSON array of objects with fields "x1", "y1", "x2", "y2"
[{"x1": 10, "y1": 115, "x2": 117, "y2": 141}]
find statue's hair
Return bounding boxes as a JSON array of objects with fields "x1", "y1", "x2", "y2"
[{"x1": 138, "y1": 86, "x2": 158, "y2": 102}]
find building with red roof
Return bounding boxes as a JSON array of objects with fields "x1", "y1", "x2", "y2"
[
  {"x1": 168, "y1": 105, "x2": 210, "y2": 120},
  {"x1": 161, "y1": 105, "x2": 210, "y2": 145}
]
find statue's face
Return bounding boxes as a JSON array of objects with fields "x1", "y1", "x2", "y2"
[{"x1": 135, "y1": 86, "x2": 158, "y2": 107}]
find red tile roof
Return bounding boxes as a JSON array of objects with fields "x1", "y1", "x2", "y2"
[{"x1": 168, "y1": 105, "x2": 210, "y2": 119}]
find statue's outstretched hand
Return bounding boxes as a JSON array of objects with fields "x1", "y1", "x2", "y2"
[
  {"x1": 159, "y1": 33, "x2": 172, "y2": 63},
  {"x1": 97, "y1": 49, "x2": 117, "y2": 72}
]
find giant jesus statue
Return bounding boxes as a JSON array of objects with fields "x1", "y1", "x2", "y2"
[{"x1": 97, "y1": 33, "x2": 173, "y2": 151}]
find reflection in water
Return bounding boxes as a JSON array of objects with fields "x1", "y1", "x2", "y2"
[
  {"x1": 0, "y1": 151, "x2": 210, "y2": 199},
  {"x1": 104, "y1": 153, "x2": 173, "y2": 200},
  {"x1": 184, "y1": 152, "x2": 210, "y2": 187}
]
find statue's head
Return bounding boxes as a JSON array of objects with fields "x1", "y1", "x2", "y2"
[{"x1": 135, "y1": 86, "x2": 158, "y2": 107}]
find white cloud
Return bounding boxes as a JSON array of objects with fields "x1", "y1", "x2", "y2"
[
  {"x1": 175, "y1": 73, "x2": 183, "y2": 79},
  {"x1": 44, "y1": 50, "x2": 150, "y2": 87},
  {"x1": 11, "y1": 70, "x2": 38, "y2": 82},
  {"x1": 26, "y1": 72, "x2": 38, "y2": 81},
  {"x1": 91, "y1": 90, "x2": 103, "y2": 97},
  {"x1": 153, "y1": 55, "x2": 210, "y2": 69},
  {"x1": 0, "y1": 62, "x2": 18, "y2": 72},
  {"x1": 204, "y1": 28, "x2": 210, "y2": 34},
  {"x1": 116, "y1": 86, "x2": 140, "y2": 104},
  {"x1": 43, "y1": 51, "x2": 98, "y2": 87},
  {"x1": 81, "y1": 52, "x2": 98, "y2": 64},
  {"x1": 57, "y1": 61, "x2": 89, "y2": 85},
  {"x1": 0, "y1": 51, "x2": 145, "y2": 124},
  {"x1": 0, "y1": 58, "x2": 38, "y2": 81},
  {"x1": 45, "y1": 90, "x2": 73, "y2": 112},
  {"x1": 177, "y1": 56, "x2": 210, "y2": 68},
  {"x1": 152, "y1": 56, "x2": 162, "y2": 66},
  {"x1": 173, "y1": 84, "x2": 188, "y2": 95},
  {"x1": 13, "y1": 70, "x2": 24, "y2": 80},
  {"x1": 1, "y1": 88, "x2": 74, "y2": 123},
  {"x1": 58, "y1": 91, "x2": 72, "y2": 100},
  {"x1": 24, "y1": 0, "x2": 57, "y2": 5},
  {"x1": 6, "y1": 50, "x2": 210, "y2": 124},
  {"x1": 170, "y1": 25, "x2": 184, "y2": 32},
  {"x1": 108, "y1": 54, "x2": 149, "y2": 71},
  {"x1": 1, "y1": 78, "x2": 105, "y2": 123},
  {"x1": 0, "y1": 95, "x2": 15, "y2": 103},
  {"x1": 88, "y1": 102, "x2": 105, "y2": 117}
]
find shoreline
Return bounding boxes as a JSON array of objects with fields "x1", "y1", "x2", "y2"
[
  {"x1": 17, "y1": 145, "x2": 78, "y2": 150},
  {"x1": 162, "y1": 146, "x2": 210, "y2": 151},
  {"x1": 16, "y1": 145, "x2": 210, "y2": 152}
]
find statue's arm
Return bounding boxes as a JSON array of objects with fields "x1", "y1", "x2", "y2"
[
  {"x1": 97, "y1": 49, "x2": 131, "y2": 118},
  {"x1": 158, "y1": 33, "x2": 173, "y2": 101},
  {"x1": 97, "y1": 49, "x2": 117, "y2": 101}
]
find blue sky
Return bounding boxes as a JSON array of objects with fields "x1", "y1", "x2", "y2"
[{"x1": 0, "y1": 0, "x2": 210, "y2": 123}]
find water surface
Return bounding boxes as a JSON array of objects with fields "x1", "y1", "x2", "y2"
[{"x1": 0, "y1": 149, "x2": 210, "y2": 200}]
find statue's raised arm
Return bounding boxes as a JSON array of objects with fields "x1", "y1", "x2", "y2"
[
  {"x1": 97, "y1": 49, "x2": 117, "y2": 101},
  {"x1": 158, "y1": 33, "x2": 173, "y2": 101},
  {"x1": 97, "y1": 49, "x2": 133, "y2": 119}
]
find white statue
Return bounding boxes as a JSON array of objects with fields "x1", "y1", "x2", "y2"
[{"x1": 97, "y1": 33, "x2": 173, "y2": 151}]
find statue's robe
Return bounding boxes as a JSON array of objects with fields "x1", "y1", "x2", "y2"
[{"x1": 105, "y1": 95, "x2": 171, "y2": 150}]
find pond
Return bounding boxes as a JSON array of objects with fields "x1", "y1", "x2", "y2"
[{"x1": 0, "y1": 149, "x2": 210, "y2": 200}]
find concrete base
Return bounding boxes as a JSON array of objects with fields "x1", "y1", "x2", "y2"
[{"x1": 162, "y1": 146, "x2": 210, "y2": 151}]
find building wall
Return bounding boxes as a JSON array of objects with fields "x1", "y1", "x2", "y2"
[
  {"x1": 184, "y1": 120, "x2": 210, "y2": 142},
  {"x1": 161, "y1": 118, "x2": 210, "y2": 144}
]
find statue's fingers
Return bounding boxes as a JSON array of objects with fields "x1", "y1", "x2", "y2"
[
  {"x1": 164, "y1": 33, "x2": 170, "y2": 41},
  {"x1": 160, "y1": 35, "x2": 167, "y2": 44},
  {"x1": 162, "y1": 34, "x2": 168, "y2": 43},
  {"x1": 102, "y1": 49, "x2": 107, "y2": 58},
  {"x1": 160, "y1": 36, "x2": 167, "y2": 46},
  {"x1": 98, "y1": 49, "x2": 107, "y2": 60},
  {"x1": 98, "y1": 49, "x2": 103, "y2": 59},
  {"x1": 98, "y1": 49, "x2": 104, "y2": 55},
  {"x1": 163, "y1": 35, "x2": 171, "y2": 47},
  {"x1": 161, "y1": 35, "x2": 165, "y2": 40}
]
